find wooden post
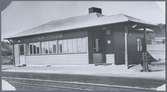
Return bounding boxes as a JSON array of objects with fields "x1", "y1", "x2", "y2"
[
  {"x1": 12, "y1": 42, "x2": 15, "y2": 65},
  {"x1": 141, "y1": 28, "x2": 150, "y2": 72},
  {"x1": 124, "y1": 26, "x2": 128, "y2": 68},
  {"x1": 143, "y1": 28, "x2": 147, "y2": 52}
]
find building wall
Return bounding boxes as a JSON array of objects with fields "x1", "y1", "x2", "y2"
[
  {"x1": 13, "y1": 30, "x2": 89, "y2": 65},
  {"x1": 25, "y1": 53, "x2": 89, "y2": 66},
  {"x1": 103, "y1": 25, "x2": 145, "y2": 65},
  {"x1": 101, "y1": 24, "x2": 144, "y2": 65},
  {"x1": 14, "y1": 44, "x2": 20, "y2": 66},
  {"x1": 112, "y1": 31, "x2": 125, "y2": 65},
  {"x1": 88, "y1": 31, "x2": 93, "y2": 64},
  {"x1": 12, "y1": 30, "x2": 88, "y2": 44},
  {"x1": 102, "y1": 25, "x2": 125, "y2": 65},
  {"x1": 88, "y1": 29, "x2": 106, "y2": 64},
  {"x1": 127, "y1": 31, "x2": 144, "y2": 64},
  {"x1": 87, "y1": 24, "x2": 126, "y2": 65},
  {"x1": 12, "y1": 23, "x2": 145, "y2": 66}
]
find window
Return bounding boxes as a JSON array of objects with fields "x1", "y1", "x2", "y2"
[
  {"x1": 77, "y1": 38, "x2": 82, "y2": 52},
  {"x1": 29, "y1": 42, "x2": 40, "y2": 55},
  {"x1": 48, "y1": 41, "x2": 52, "y2": 54},
  {"x1": 41, "y1": 40, "x2": 58, "y2": 54},
  {"x1": 53, "y1": 44, "x2": 57, "y2": 53},
  {"x1": 82, "y1": 37, "x2": 88, "y2": 52},
  {"x1": 27, "y1": 37, "x2": 88, "y2": 55},
  {"x1": 93, "y1": 38, "x2": 99, "y2": 52},
  {"x1": 29, "y1": 45, "x2": 33, "y2": 55},
  {"x1": 19, "y1": 44, "x2": 24, "y2": 55},
  {"x1": 57, "y1": 37, "x2": 88, "y2": 54},
  {"x1": 41, "y1": 42, "x2": 49, "y2": 54},
  {"x1": 52, "y1": 40, "x2": 57, "y2": 54},
  {"x1": 68, "y1": 39, "x2": 73, "y2": 53},
  {"x1": 62, "y1": 40, "x2": 68, "y2": 53},
  {"x1": 58, "y1": 40, "x2": 63, "y2": 53},
  {"x1": 72, "y1": 39, "x2": 77, "y2": 53}
]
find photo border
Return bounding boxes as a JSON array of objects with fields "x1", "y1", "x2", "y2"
[{"x1": 0, "y1": 0, "x2": 166, "y2": 92}]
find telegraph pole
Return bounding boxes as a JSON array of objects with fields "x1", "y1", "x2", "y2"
[{"x1": 141, "y1": 28, "x2": 150, "y2": 72}]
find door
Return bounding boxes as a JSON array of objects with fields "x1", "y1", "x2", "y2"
[
  {"x1": 19, "y1": 44, "x2": 26, "y2": 65},
  {"x1": 14, "y1": 44, "x2": 20, "y2": 66},
  {"x1": 93, "y1": 38, "x2": 103, "y2": 64},
  {"x1": 127, "y1": 33, "x2": 143, "y2": 64}
]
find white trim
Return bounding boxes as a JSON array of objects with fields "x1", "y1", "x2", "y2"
[{"x1": 124, "y1": 26, "x2": 128, "y2": 68}]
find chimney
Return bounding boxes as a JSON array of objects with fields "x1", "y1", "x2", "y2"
[{"x1": 89, "y1": 7, "x2": 102, "y2": 14}]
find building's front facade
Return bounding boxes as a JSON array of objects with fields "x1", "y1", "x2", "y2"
[{"x1": 7, "y1": 7, "x2": 156, "y2": 66}]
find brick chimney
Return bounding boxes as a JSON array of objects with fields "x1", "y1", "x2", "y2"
[{"x1": 89, "y1": 7, "x2": 102, "y2": 14}]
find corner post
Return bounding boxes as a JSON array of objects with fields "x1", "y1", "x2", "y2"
[
  {"x1": 124, "y1": 26, "x2": 128, "y2": 68},
  {"x1": 12, "y1": 42, "x2": 15, "y2": 66}
]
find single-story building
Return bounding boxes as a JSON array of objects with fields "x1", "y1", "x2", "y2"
[{"x1": 6, "y1": 7, "x2": 157, "y2": 66}]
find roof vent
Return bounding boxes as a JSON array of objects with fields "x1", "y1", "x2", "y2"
[{"x1": 89, "y1": 7, "x2": 102, "y2": 14}]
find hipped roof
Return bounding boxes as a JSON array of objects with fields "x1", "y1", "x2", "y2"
[{"x1": 7, "y1": 13, "x2": 156, "y2": 39}]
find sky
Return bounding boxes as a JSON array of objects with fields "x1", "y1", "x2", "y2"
[{"x1": 1, "y1": 1, "x2": 165, "y2": 39}]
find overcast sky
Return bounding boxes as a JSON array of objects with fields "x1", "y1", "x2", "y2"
[{"x1": 1, "y1": 1, "x2": 165, "y2": 39}]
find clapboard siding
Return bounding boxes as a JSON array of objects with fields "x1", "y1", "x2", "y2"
[
  {"x1": 14, "y1": 44, "x2": 20, "y2": 66},
  {"x1": 127, "y1": 31, "x2": 144, "y2": 64},
  {"x1": 26, "y1": 54, "x2": 89, "y2": 65},
  {"x1": 112, "y1": 31, "x2": 125, "y2": 65},
  {"x1": 12, "y1": 30, "x2": 88, "y2": 44}
]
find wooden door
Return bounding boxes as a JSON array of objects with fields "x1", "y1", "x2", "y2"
[
  {"x1": 93, "y1": 38, "x2": 103, "y2": 64},
  {"x1": 19, "y1": 44, "x2": 26, "y2": 65}
]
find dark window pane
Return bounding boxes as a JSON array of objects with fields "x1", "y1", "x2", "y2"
[
  {"x1": 45, "y1": 49, "x2": 48, "y2": 54},
  {"x1": 19, "y1": 45, "x2": 24, "y2": 55},
  {"x1": 37, "y1": 47, "x2": 39, "y2": 54},
  {"x1": 30, "y1": 45, "x2": 33, "y2": 55},
  {"x1": 33, "y1": 45, "x2": 36, "y2": 54},
  {"x1": 60, "y1": 44, "x2": 62, "y2": 53},
  {"x1": 53, "y1": 45, "x2": 57, "y2": 53}
]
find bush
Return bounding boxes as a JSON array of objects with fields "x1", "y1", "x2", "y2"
[{"x1": 1, "y1": 41, "x2": 14, "y2": 65}]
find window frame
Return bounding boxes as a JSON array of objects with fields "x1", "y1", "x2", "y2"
[
  {"x1": 28, "y1": 42, "x2": 40, "y2": 55},
  {"x1": 19, "y1": 44, "x2": 25, "y2": 55},
  {"x1": 26, "y1": 37, "x2": 88, "y2": 56}
]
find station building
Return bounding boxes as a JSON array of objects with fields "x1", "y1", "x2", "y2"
[{"x1": 7, "y1": 7, "x2": 156, "y2": 66}]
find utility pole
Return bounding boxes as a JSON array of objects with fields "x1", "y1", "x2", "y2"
[{"x1": 141, "y1": 28, "x2": 150, "y2": 72}]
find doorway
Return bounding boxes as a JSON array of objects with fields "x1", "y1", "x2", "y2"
[
  {"x1": 93, "y1": 38, "x2": 103, "y2": 64},
  {"x1": 19, "y1": 44, "x2": 26, "y2": 65}
]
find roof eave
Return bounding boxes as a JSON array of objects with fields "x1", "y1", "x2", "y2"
[{"x1": 129, "y1": 21, "x2": 158, "y2": 29}]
